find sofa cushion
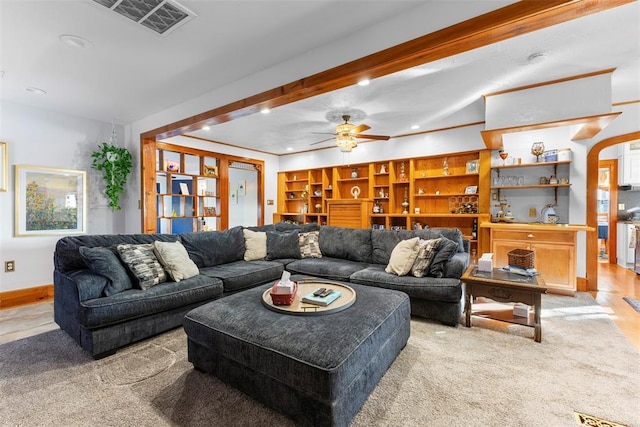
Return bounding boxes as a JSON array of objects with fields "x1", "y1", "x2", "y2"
[
  {"x1": 266, "y1": 231, "x2": 301, "y2": 260},
  {"x1": 299, "y1": 231, "x2": 322, "y2": 258},
  {"x1": 78, "y1": 275, "x2": 223, "y2": 328},
  {"x1": 200, "y1": 260, "x2": 284, "y2": 293},
  {"x1": 117, "y1": 244, "x2": 167, "y2": 290},
  {"x1": 350, "y1": 264, "x2": 463, "y2": 303},
  {"x1": 275, "y1": 222, "x2": 319, "y2": 232},
  {"x1": 371, "y1": 229, "x2": 424, "y2": 265},
  {"x1": 286, "y1": 257, "x2": 369, "y2": 282},
  {"x1": 180, "y1": 226, "x2": 245, "y2": 268},
  {"x1": 319, "y1": 226, "x2": 372, "y2": 263},
  {"x1": 78, "y1": 246, "x2": 133, "y2": 296},
  {"x1": 243, "y1": 229, "x2": 267, "y2": 261},
  {"x1": 411, "y1": 238, "x2": 441, "y2": 278},
  {"x1": 385, "y1": 237, "x2": 420, "y2": 276},
  {"x1": 427, "y1": 236, "x2": 459, "y2": 278},
  {"x1": 416, "y1": 227, "x2": 466, "y2": 254},
  {"x1": 152, "y1": 240, "x2": 199, "y2": 282}
]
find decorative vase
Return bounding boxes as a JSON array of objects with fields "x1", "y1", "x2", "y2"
[
  {"x1": 351, "y1": 168, "x2": 358, "y2": 178},
  {"x1": 531, "y1": 142, "x2": 545, "y2": 162},
  {"x1": 398, "y1": 162, "x2": 407, "y2": 181}
]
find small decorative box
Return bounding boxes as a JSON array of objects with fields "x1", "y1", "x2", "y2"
[{"x1": 269, "y1": 281, "x2": 297, "y2": 306}]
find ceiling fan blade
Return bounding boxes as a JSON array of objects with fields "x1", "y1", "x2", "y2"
[
  {"x1": 353, "y1": 124, "x2": 371, "y2": 133},
  {"x1": 310, "y1": 137, "x2": 335, "y2": 146},
  {"x1": 356, "y1": 134, "x2": 390, "y2": 140}
]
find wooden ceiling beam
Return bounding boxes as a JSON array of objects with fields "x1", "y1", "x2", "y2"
[{"x1": 144, "y1": 0, "x2": 634, "y2": 141}]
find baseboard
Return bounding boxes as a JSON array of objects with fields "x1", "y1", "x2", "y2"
[{"x1": 0, "y1": 284, "x2": 54, "y2": 309}]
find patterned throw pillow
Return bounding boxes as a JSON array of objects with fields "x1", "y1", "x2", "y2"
[
  {"x1": 411, "y1": 238, "x2": 441, "y2": 278},
  {"x1": 117, "y1": 243, "x2": 167, "y2": 290},
  {"x1": 385, "y1": 237, "x2": 420, "y2": 276},
  {"x1": 299, "y1": 231, "x2": 322, "y2": 258}
]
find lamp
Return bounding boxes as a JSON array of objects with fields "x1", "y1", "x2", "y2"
[{"x1": 335, "y1": 115, "x2": 358, "y2": 152}]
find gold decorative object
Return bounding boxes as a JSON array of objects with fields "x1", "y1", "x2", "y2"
[{"x1": 531, "y1": 142, "x2": 545, "y2": 163}]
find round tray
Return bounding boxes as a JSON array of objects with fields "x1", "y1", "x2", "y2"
[{"x1": 262, "y1": 278, "x2": 356, "y2": 316}]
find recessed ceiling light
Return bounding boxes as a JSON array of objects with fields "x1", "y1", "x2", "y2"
[
  {"x1": 260, "y1": 107, "x2": 270, "y2": 114},
  {"x1": 411, "y1": 125, "x2": 420, "y2": 130},
  {"x1": 26, "y1": 87, "x2": 47, "y2": 95},
  {"x1": 286, "y1": 147, "x2": 293, "y2": 151},
  {"x1": 202, "y1": 125, "x2": 210, "y2": 131},
  {"x1": 60, "y1": 34, "x2": 94, "y2": 49},
  {"x1": 357, "y1": 79, "x2": 370, "y2": 86}
]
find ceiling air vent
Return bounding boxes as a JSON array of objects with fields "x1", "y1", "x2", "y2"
[{"x1": 92, "y1": 0, "x2": 196, "y2": 36}]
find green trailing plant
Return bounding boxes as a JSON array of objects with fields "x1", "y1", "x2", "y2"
[{"x1": 91, "y1": 142, "x2": 133, "y2": 210}]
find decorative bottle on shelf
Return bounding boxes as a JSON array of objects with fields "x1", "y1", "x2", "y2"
[
  {"x1": 471, "y1": 218, "x2": 478, "y2": 240},
  {"x1": 351, "y1": 168, "x2": 358, "y2": 178},
  {"x1": 398, "y1": 162, "x2": 407, "y2": 182},
  {"x1": 401, "y1": 188, "x2": 409, "y2": 214},
  {"x1": 443, "y1": 157, "x2": 450, "y2": 176}
]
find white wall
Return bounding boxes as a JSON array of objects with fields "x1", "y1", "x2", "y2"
[
  {"x1": 0, "y1": 102, "x2": 124, "y2": 292},
  {"x1": 228, "y1": 167, "x2": 259, "y2": 228}
]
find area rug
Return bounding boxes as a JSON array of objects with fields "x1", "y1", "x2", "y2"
[
  {"x1": 1, "y1": 293, "x2": 638, "y2": 427},
  {"x1": 623, "y1": 297, "x2": 640, "y2": 315}
]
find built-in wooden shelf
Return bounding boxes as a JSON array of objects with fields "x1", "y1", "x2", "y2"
[{"x1": 480, "y1": 112, "x2": 621, "y2": 150}]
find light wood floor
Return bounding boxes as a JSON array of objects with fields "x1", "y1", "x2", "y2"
[{"x1": 1, "y1": 263, "x2": 639, "y2": 349}]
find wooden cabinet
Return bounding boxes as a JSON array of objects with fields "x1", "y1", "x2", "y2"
[
  {"x1": 488, "y1": 226, "x2": 578, "y2": 295},
  {"x1": 275, "y1": 150, "x2": 491, "y2": 251},
  {"x1": 621, "y1": 152, "x2": 640, "y2": 184}
]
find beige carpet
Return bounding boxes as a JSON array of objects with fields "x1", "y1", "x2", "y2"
[{"x1": 0, "y1": 293, "x2": 638, "y2": 427}]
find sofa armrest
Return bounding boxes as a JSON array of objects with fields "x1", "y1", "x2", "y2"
[
  {"x1": 55, "y1": 269, "x2": 108, "y2": 303},
  {"x1": 444, "y1": 252, "x2": 469, "y2": 279}
]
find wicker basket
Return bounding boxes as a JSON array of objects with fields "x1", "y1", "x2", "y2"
[
  {"x1": 507, "y1": 249, "x2": 535, "y2": 269},
  {"x1": 269, "y1": 281, "x2": 298, "y2": 306}
]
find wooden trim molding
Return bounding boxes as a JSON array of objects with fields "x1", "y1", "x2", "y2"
[
  {"x1": 586, "y1": 131, "x2": 640, "y2": 291},
  {"x1": 0, "y1": 285, "x2": 53, "y2": 310}
]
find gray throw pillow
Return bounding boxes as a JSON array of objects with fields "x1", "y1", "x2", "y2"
[
  {"x1": 79, "y1": 246, "x2": 133, "y2": 296},
  {"x1": 427, "y1": 236, "x2": 459, "y2": 278},
  {"x1": 411, "y1": 238, "x2": 441, "y2": 278},
  {"x1": 117, "y1": 243, "x2": 167, "y2": 290},
  {"x1": 266, "y1": 231, "x2": 301, "y2": 260},
  {"x1": 153, "y1": 240, "x2": 199, "y2": 282},
  {"x1": 299, "y1": 231, "x2": 322, "y2": 258}
]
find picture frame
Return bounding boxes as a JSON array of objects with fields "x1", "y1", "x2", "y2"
[
  {"x1": 238, "y1": 179, "x2": 246, "y2": 196},
  {"x1": 15, "y1": 165, "x2": 87, "y2": 236},
  {"x1": 465, "y1": 185, "x2": 478, "y2": 194},
  {"x1": 203, "y1": 164, "x2": 218, "y2": 177},
  {"x1": 0, "y1": 142, "x2": 7, "y2": 192},
  {"x1": 466, "y1": 160, "x2": 479, "y2": 174}
]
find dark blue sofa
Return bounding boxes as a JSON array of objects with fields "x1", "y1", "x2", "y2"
[{"x1": 53, "y1": 224, "x2": 468, "y2": 359}]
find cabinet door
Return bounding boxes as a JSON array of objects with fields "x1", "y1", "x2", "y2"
[
  {"x1": 531, "y1": 242, "x2": 575, "y2": 293},
  {"x1": 491, "y1": 240, "x2": 526, "y2": 268},
  {"x1": 623, "y1": 153, "x2": 640, "y2": 184}
]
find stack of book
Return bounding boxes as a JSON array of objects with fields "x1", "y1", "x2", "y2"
[
  {"x1": 302, "y1": 287, "x2": 341, "y2": 307},
  {"x1": 503, "y1": 266, "x2": 538, "y2": 277}
]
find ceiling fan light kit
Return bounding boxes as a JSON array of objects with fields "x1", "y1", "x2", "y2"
[{"x1": 335, "y1": 115, "x2": 358, "y2": 153}]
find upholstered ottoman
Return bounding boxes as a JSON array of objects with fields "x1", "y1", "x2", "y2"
[{"x1": 183, "y1": 280, "x2": 410, "y2": 426}]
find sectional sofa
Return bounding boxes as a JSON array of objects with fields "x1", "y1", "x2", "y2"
[{"x1": 53, "y1": 223, "x2": 469, "y2": 358}]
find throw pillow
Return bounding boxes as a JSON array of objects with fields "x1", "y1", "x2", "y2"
[
  {"x1": 427, "y1": 236, "x2": 459, "y2": 278},
  {"x1": 265, "y1": 230, "x2": 301, "y2": 260},
  {"x1": 411, "y1": 238, "x2": 442, "y2": 278},
  {"x1": 79, "y1": 246, "x2": 133, "y2": 296},
  {"x1": 243, "y1": 229, "x2": 267, "y2": 261},
  {"x1": 117, "y1": 243, "x2": 167, "y2": 290},
  {"x1": 299, "y1": 231, "x2": 322, "y2": 258},
  {"x1": 153, "y1": 241, "x2": 199, "y2": 282},
  {"x1": 385, "y1": 237, "x2": 420, "y2": 276}
]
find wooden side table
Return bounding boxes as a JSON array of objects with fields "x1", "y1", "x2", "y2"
[{"x1": 461, "y1": 266, "x2": 547, "y2": 342}]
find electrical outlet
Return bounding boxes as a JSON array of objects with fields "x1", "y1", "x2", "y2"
[
  {"x1": 619, "y1": 203, "x2": 625, "y2": 210},
  {"x1": 529, "y1": 208, "x2": 537, "y2": 218},
  {"x1": 5, "y1": 260, "x2": 15, "y2": 272}
]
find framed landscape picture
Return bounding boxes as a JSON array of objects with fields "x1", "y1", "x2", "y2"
[{"x1": 15, "y1": 165, "x2": 87, "y2": 236}]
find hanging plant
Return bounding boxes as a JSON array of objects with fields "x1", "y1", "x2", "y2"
[{"x1": 91, "y1": 142, "x2": 133, "y2": 210}]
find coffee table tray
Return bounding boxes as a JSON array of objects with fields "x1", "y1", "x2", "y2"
[{"x1": 262, "y1": 278, "x2": 356, "y2": 316}]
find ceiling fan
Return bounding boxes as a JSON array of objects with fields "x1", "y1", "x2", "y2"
[{"x1": 310, "y1": 114, "x2": 390, "y2": 152}]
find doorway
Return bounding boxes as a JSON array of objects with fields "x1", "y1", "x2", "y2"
[
  {"x1": 597, "y1": 160, "x2": 617, "y2": 262},
  {"x1": 228, "y1": 161, "x2": 261, "y2": 228}
]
